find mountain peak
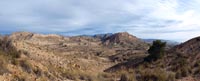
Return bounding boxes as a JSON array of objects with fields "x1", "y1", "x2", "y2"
[
  {"x1": 115, "y1": 32, "x2": 129, "y2": 35},
  {"x1": 102, "y1": 32, "x2": 148, "y2": 50},
  {"x1": 114, "y1": 32, "x2": 135, "y2": 38},
  {"x1": 103, "y1": 32, "x2": 138, "y2": 44}
]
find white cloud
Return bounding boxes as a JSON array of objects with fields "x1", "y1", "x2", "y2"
[{"x1": 0, "y1": 0, "x2": 200, "y2": 42}]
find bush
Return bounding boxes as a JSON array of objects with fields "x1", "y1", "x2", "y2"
[
  {"x1": 193, "y1": 66, "x2": 200, "y2": 75},
  {"x1": 138, "y1": 68, "x2": 175, "y2": 81},
  {"x1": 59, "y1": 67, "x2": 95, "y2": 81},
  {"x1": 12, "y1": 75, "x2": 25, "y2": 81},
  {"x1": 175, "y1": 66, "x2": 191, "y2": 79},
  {"x1": 0, "y1": 54, "x2": 9, "y2": 75},
  {"x1": 194, "y1": 62, "x2": 200, "y2": 67},
  {"x1": 119, "y1": 73, "x2": 136, "y2": 81},
  {"x1": 0, "y1": 36, "x2": 21, "y2": 59},
  {"x1": 120, "y1": 74, "x2": 128, "y2": 81},
  {"x1": 172, "y1": 57, "x2": 191, "y2": 79},
  {"x1": 115, "y1": 69, "x2": 137, "y2": 81},
  {"x1": 175, "y1": 70, "x2": 182, "y2": 79},
  {"x1": 145, "y1": 40, "x2": 166, "y2": 62},
  {"x1": 19, "y1": 60, "x2": 33, "y2": 73}
]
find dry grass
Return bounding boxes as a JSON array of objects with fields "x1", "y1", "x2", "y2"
[
  {"x1": 137, "y1": 67, "x2": 175, "y2": 81},
  {"x1": 0, "y1": 54, "x2": 9, "y2": 75}
]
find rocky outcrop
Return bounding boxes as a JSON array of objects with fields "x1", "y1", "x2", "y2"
[
  {"x1": 103, "y1": 32, "x2": 149, "y2": 50},
  {"x1": 103, "y1": 32, "x2": 138, "y2": 43}
]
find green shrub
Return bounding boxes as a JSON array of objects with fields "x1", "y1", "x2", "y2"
[{"x1": 145, "y1": 40, "x2": 166, "y2": 62}]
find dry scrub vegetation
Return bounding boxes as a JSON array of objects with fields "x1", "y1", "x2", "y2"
[{"x1": 0, "y1": 32, "x2": 198, "y2": 81}]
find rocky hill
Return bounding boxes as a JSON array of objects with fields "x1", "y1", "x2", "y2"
[
  {"x1": 173, "y1": 36, "x2": 200, "y2": 55},
  {"x1": 103, "y1": 32, "x2": 147, "y2": 49},
  {"x1": 105, "y1": 36, "x2": 200, "y2": 81},
  {"x1": 0, "y1": 32, "x2": 149, "y2": 81}
]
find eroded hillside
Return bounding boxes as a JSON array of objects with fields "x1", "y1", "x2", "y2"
[
  {"x1": 0, "y1": 32, "x2": 149, "y2": 81},
  {"x1": 1, "y1": 32, "x2": 198, "y2": 81},
  {"x1": 106, "y1": 36, "x2": 200, "y2": 81}
]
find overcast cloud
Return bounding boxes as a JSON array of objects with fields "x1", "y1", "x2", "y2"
[{"x1": 0, "y1": 0, "x2": 200, "y2": 42}]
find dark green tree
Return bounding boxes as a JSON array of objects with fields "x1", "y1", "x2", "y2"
[{"x1": 145, "y1": 40, "x2": 166, "y2": 61}]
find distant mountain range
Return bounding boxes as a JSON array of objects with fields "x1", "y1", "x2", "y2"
[
  {"x1": 142, "y1": 39, "x2": 180, "y2": 45},
  {"x1": 83, "y1": 33, "x2": 180, "y2": 46}
]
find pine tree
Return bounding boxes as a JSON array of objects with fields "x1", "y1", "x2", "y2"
[{"x1": 145, "y1": 40, "x2": 166, "y2": 61}]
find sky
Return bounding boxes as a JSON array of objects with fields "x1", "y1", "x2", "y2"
[{"x1": 0, "y1": 0, "x2": 200, "y2": 42}]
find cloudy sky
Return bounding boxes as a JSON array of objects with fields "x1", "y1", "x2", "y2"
[{"x1": 0, "y1": 0, "x2": 200, "y2": 42}]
